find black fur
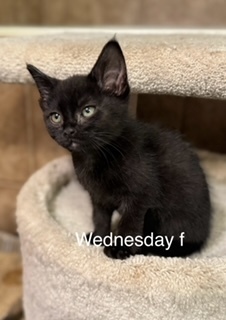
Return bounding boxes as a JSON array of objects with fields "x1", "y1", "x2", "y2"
[{"x1": 27, "y1": 40, "x2": 211, "y2": 259}]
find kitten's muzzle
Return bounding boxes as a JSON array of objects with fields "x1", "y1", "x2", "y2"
[
  {"x1": 64, "y1": 127, "x2": 76, "y2": 137},
  {"x1": 68, "y1": 140, "x2": 81, "y2": 152}
]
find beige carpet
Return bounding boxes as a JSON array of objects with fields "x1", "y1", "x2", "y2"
[{"x1": 1, "y1": 31, "x2": 226, "y2": 99}]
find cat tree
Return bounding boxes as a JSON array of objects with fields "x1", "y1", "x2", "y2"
[{"x1": 9, "y1": 31, "x2": 226, "y2": 319}]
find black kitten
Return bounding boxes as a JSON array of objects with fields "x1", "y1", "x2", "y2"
[{"x1": 27, "y1": 40, "x2": 211, "y2": 259}]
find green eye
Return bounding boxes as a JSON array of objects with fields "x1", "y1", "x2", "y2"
[
  {"x1": 50, "y1": 113, "x2": 62, "y2": 124},
  {"x1": 82, "y1": 106, "x2": 96, "y2": 118}
]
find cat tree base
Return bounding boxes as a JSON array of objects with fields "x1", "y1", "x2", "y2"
[{"x1": 16, "y1": 152, "x2": 226, "y2": 320}]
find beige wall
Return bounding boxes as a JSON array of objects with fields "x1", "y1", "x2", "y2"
[
  {"x1": 0, "y1": 85, "x2": 66, "y2": 233},
  {"x1": 137, "y1": 95, "x2": 226, "y2": 153},
  {"x1": 1, "y1": 0, "x2": 226, "y2": 26}
]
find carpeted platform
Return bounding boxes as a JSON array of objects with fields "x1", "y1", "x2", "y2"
[{"x1": 1, "y1": 31, "x2": 226, "y2": 99}]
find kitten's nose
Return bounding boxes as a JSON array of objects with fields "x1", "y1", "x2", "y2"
[{"x1": 64, "y1": 127, "x2": 75, "y2": 137}]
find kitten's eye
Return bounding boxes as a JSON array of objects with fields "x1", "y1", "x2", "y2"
[
  {"x1": 82, "y1": 106, "x2": 96, "y2": 118},
  {"x1": 50, "y1": 113, "x2": 63, "y2": 125}
]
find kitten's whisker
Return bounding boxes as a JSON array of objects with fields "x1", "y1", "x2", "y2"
[
  {"x1": 91, "y1": 139, "x2": 110, "y2": 168},
  {"x1": 94, "y1": 136, "x2": 126, "y2": 160},
  {"x1": 98, "y1": 144, "x2": 119, "y2": 166},
  {"x1": 93, "y1": 137, "x2": 120, "y2": 167},
  {"x1": 104, "y1": 133, "x2": 142, "y2": 163},
  {"x1": 97, "y1": 131, "x2": 138, "y2": 151},
  {"x1": 93, "y1": 139, "x2": 125, "y2": 183},
  {"x1": 107, "y1": 142, "x2": 125, "y2": 159}
]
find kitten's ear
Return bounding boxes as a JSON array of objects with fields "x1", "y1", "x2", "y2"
[
  {"x1": 27, "y1": 64, "x2": 58, "y2": 102},
  {"x1": 90, "y1": 40, "x2": 129, "y2": 97}
]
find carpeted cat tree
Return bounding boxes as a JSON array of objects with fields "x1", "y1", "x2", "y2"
[{"x1": 3, "y1": 30, "x2": 225, "y2": 319}]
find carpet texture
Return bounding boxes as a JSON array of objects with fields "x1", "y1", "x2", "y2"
[
  {"x1": 1, "y1": 32, "x2": 226, "y2": 99},
  {"x1": 16, "y1": 151, "x2": 226, "y2": 320}
]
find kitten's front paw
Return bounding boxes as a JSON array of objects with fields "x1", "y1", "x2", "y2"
[{"x1": 104, "y1": 244, "x2": 132, "y2": 260}]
